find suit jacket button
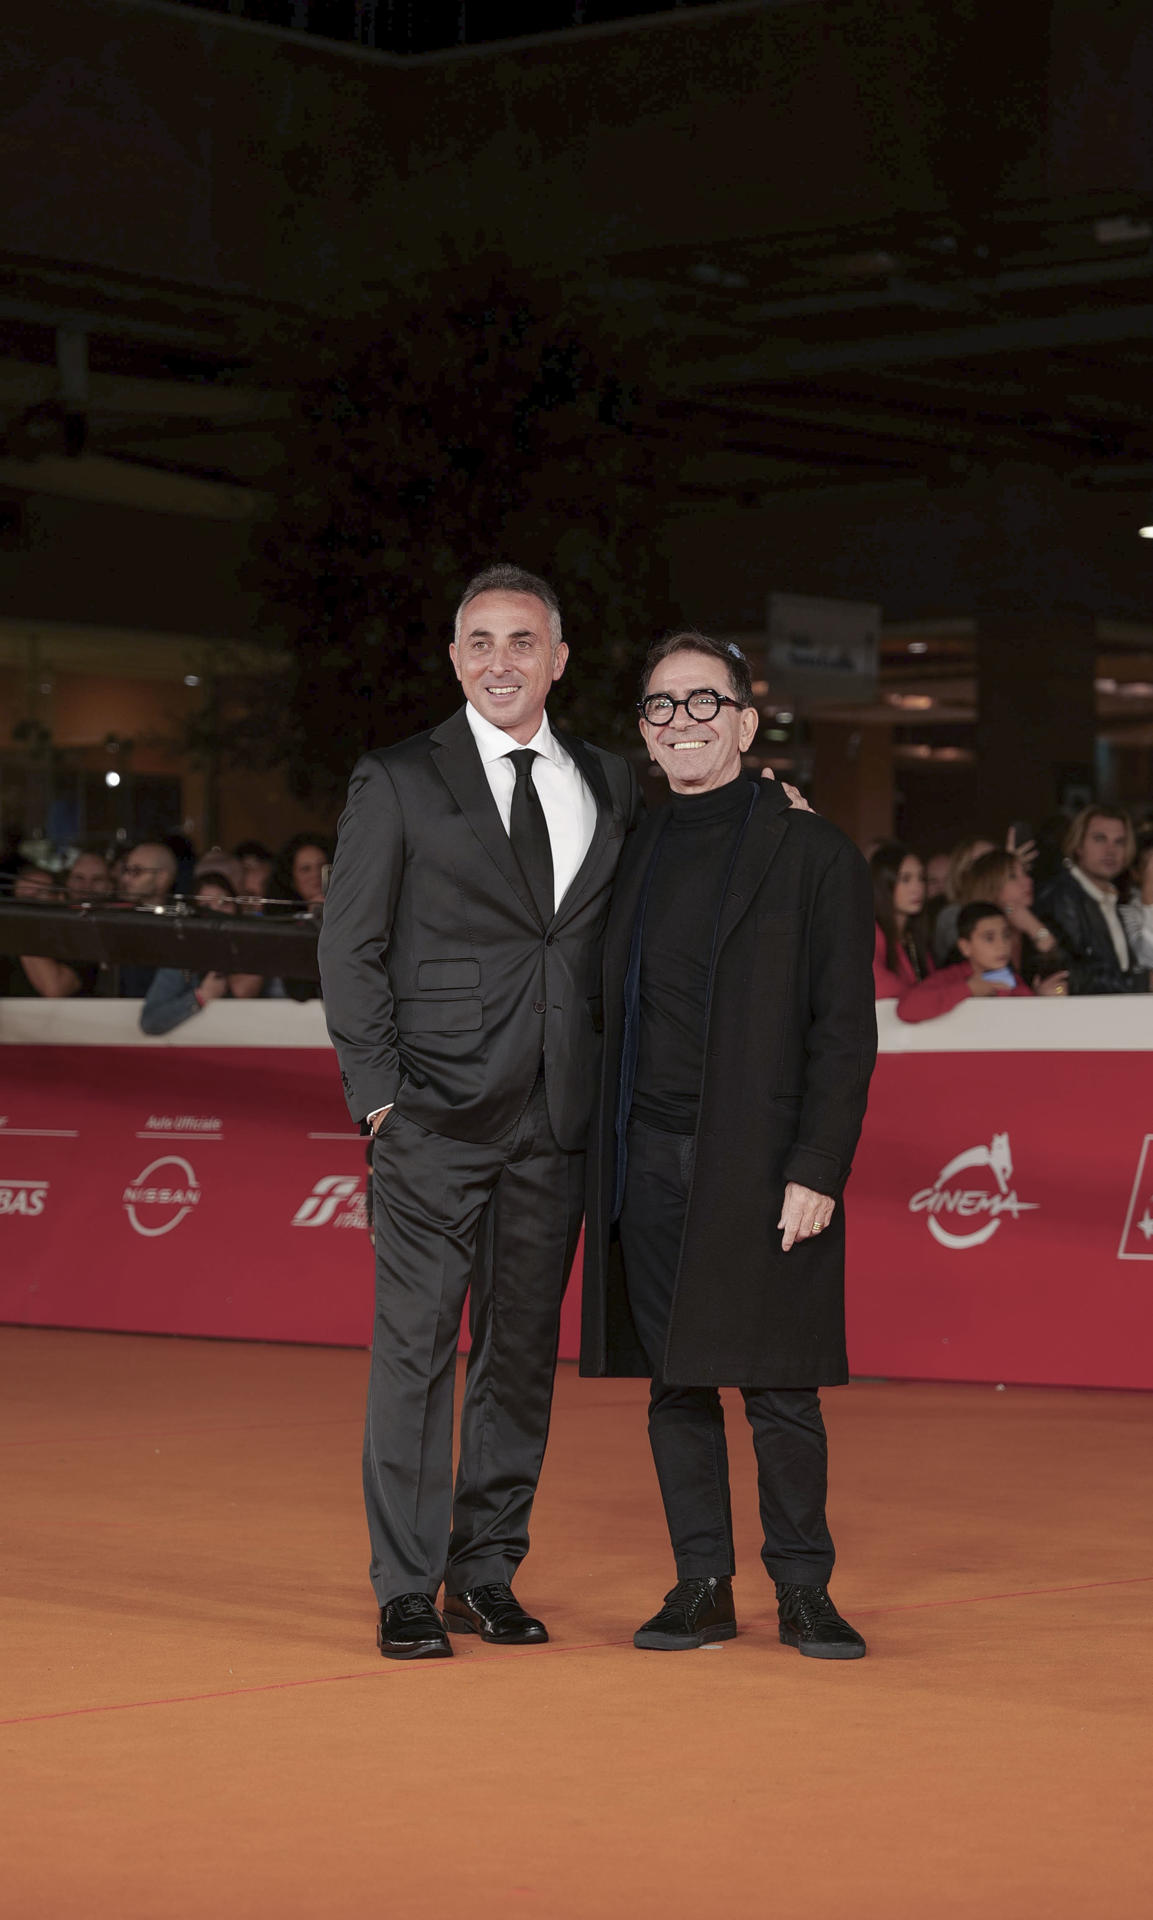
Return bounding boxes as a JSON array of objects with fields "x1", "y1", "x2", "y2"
[
  {"x1": 545, "y1": 933, "x2": 556, "y2": 945},
  {"x1": 533, "y1": 999, "x2": 546, "y2": 1013}
]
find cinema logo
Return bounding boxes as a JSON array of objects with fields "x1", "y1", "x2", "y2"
[
  {"x1": 122, "y1": 1155, "x2": 200, "y2": 1238},
  {"x1": 292, "y1": 1175, "x2": 366, "y2": 1231},
  {"x1": 0, "y1": 1178, "x2": 49, "y2": 1219},
  {"x1": 909, "y1": 1132, "x2": 1038, "y2": 1251}
]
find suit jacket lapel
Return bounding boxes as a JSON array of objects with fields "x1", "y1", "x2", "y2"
[
  {"x1": 430, "y1": 708, "x2": 540, "y2": 923},
  {"x1": 549, "y1": 731, "x2": 620, "y2": 926},
  {"x1": 714, "y1": 780, "x2": 793, "y2": 953}
]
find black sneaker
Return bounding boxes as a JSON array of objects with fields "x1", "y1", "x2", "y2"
[
  {"x1": 633, "y1": 1576, "x2": 737, "y2": 1651},
  {"x1": 775, "y1": 1582, "x2": 866, "y2": 1660}
]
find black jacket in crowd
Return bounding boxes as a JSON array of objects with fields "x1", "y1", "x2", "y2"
[{"x1": 1036, "y1": 867, "x2": 1149, "y2": 995}]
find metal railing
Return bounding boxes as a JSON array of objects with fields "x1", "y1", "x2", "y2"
[{"x1": 166, "y1": 0, "x2": 726, "y2": 57}]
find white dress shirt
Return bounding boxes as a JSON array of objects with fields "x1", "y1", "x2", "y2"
[
  {"x1": 463, "y1": 701, "x2": 598, "y2": 913},
  {"x1": 368, "y1": 704, "x2": 598, "y2": 1129},
  {"x1": 1070, "y1": 862, "x2": 1132, "y2": 970}
]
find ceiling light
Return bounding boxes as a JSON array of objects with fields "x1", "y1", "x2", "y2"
[
  {"x1": 104, "y1": 770, "x2": 121, "y2": 788},
  {"x1": 1139, "y1": 525, "x2": 1153, "y2": 539},
  {"x1": 751, "y1": 679, "x2": 768, "y2": 695},
  {"x1": 775, "y1": 711, "x2": 794, "y2": 725},
  {"x1": 184, "y1": 673, "x2": 201, "y2": 687},
  {"x1": 1120, "y1": 681, "x2": 1153, "y2": 697},
  {"x1": 907, "y1": 641, "x2": 929, "y2": 655},
  {"x1": 887, "y1": 692, "x2": 934, "y2": 711},
  {"x1": 1095, "y1": 677, "x2": 1119, "y2": 694}
]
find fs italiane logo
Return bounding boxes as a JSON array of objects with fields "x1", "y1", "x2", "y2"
[
  {"x1": 909, "y1": 1132, "x2": 1038, "y2": 1251},
  {"x1": 293, "y1": 1176, "x2": 366, "y2": 1230}
]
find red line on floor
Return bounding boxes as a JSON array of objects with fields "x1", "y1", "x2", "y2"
[{"x1": 5, "y1": 1572, "x2": 1153, "y2": 1730}]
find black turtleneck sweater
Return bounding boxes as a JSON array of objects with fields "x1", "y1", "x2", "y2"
[{"x1": 631, "y1": 773, "x2": 753, "y2": 1133}]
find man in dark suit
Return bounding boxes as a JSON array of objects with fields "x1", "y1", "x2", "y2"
[
  {"x1": 581, "y1": 632, "x2": 877, "y2": 1660},
  {"x1": 318, "y1": 564, "x2": 640, "y2": 1660}
]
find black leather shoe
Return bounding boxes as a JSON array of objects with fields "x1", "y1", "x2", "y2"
[
  {"x1": 776, "y1": 1582, "x2": 866, "y2": 1660},
  {"x1": 633, "y1": 1576, "x2": 737, "y2": 1651},
  {"x1": 443, "y1": 1583, "x2": 549, "y2": 1644},
  {"x1": 377, "y1": 1593, "x2": 453, "y2": 1661}
]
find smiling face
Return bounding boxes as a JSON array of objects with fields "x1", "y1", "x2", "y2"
[
  {"x1": 638, "y1": 648, "x2": 758, "y2": 794},
  {"x1": 449, "y1": 590, "x2": 568, "y2": 745}
]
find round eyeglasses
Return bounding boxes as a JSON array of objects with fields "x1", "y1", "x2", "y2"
[{"x1": 637, "y1": 688, "x2": 742, "y2": 725}]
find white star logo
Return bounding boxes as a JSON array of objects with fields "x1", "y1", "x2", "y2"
[{"x1": 1138, "y1": 1209, "x2": 1153, "y2": 1242}]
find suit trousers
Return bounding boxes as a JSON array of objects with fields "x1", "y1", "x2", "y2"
[
  {"x1": 619, "y1": 1118, "x2": 835, "y2": 1587},
  {"x1": 365, "y1": 1074, "x2": 585, "y2": 1607}
]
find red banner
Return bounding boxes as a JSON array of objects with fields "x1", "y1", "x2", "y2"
[
  {"x1": 1, "y1": 1044, "x2": 1151, "y2": 1388},
  {"x1": 846, "y1": 1052, "x2": 1153, "y2": 1389},
  {"x1": 0, "y1": 1046, "x2": 584, "y2": 1360}
]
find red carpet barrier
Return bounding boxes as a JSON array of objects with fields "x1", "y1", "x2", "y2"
[{"x1": 2, "y1": 999, "x2": 1152, "y2": 1386}]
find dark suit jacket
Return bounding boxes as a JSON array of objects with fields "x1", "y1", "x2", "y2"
[
  {"x1": 1036, "y1": 867, "x2": 1148, "y2": 995},
  {"x1": 317, "y1": 706, "x2": 641, "y2": 1151},
  {"x1": 580, "y1": 777, "x2": 877, "y2": 1388}
]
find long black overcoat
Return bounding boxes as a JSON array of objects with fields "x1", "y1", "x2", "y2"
[{"x1": 579, "y1": 776, "x2": 878, "y2": 1389}]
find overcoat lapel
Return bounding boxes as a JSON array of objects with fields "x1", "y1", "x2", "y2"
[
  {"x1": 429, "y1": 708, "x2": 540, "y2": 924},
  {"x1": 713, "y1": 780, "x2": 793, "y2": 954},
  {"x1": 603, "y1": 806, "x2": 670, "y2": 981}
]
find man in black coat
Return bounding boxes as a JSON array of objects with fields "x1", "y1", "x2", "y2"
[
  {"x1": 319, "y1": 565, "x2": 640, "y2": 1660},
  {"x1": 580, "y1": 633, "x2": 878, "y2": 1659},
  {"x1": 1036, "y1": 806, "x2": 1150, "y2": 994}
]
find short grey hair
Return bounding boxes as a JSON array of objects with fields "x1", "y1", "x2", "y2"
[{"x1": 454, "y1": 564, "x2": 563, "y2": 649}]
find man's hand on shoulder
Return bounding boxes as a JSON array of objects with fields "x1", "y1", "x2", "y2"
[
  {"x1": 778, "y1": 1182, "x2": 835, "y2": 1251},
  {"x1": 761, "y1": 767, "x2": 814, "y2": 813}
]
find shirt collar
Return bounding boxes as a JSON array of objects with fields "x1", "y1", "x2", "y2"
[
  {"x1": 1070, "y1": 861, "x2": 1118, "y2": 906},
  {"x1": 463, "y1": 701, "x2": 565, "y2": 767}
]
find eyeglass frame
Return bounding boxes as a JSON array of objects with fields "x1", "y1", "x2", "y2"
[{"x1": 636, "y1": 687, "x2": 745, "y2": 725}]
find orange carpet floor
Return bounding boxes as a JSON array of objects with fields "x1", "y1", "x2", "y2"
[{"x1": 2, "y1": 1327, "x2": 1151, "y2": 1918}]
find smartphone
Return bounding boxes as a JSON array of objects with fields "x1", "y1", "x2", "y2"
[{"x1": 982, "y1": 967, "x2": 1016, "y2": 988}]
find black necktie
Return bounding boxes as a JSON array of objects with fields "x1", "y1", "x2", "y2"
[{"x1": 507, "y1": 748, "x2": 554, "y2": 924}]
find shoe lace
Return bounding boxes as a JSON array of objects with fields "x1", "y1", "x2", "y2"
[
  {"x1": 661, "y1": 1577, "x2": 720, "y2": 1617},
  {"x1": 466, "y1": 1582, "x2": 520, "y2": 1617},
  {"x1": 392, "y1": 1593, "x2": 439, "y2": 1623},
  {"x1": 777, "y1": 1583, "x2": 835, "y2": 1628}
]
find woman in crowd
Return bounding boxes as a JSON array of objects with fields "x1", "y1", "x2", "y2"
[
  {"x1": 957, "y1": 848, "x2": 1067, "y2": 987},
  {"x1": 267, "y1": 832, "x2": 332, "y2": 1002},
  {"x1": 931, "y1": 835, "x2": 995, "y2": 962},
  {"x1": 871, "y1": 841, "x2": 934, "y2": 997},
  {"x1": 139, "y1": 872, "x2": 265, "y2": 1036}
]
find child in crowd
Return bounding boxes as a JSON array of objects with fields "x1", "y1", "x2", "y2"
[{"x1": 896, "y1": 901, "x2": 1067, "y2": 1022}]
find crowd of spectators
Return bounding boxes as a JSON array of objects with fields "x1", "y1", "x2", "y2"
[
  {"x1": 872, "y1": 803, "x2": 1153, "y2": 1021},
  {"x1": 5, "y1": 800, "x2": 1153, "y2": 1035},
  {"x1": 0, "y1": 830, "x2": 332, "y2": 1031}
]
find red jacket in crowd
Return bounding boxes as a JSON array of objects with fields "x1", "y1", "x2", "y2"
[
  {"x1": 872, "y1": 924, "x2": 935, "y2": 1000},
  {"x1": 895, "y1": 960, "x2": 1033, "y2": 1023}
]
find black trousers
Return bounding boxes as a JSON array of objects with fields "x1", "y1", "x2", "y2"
[
  {"x1": 619, "y1": 1119, "x2": 835, "y2": 1587},
  {"x1": 365, "y1": 1075, "x2": 584, "y2": 1608}
]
